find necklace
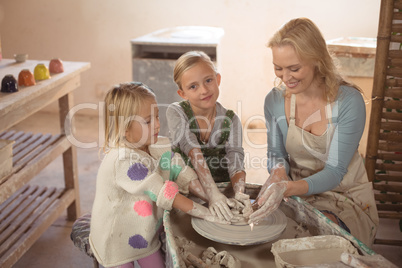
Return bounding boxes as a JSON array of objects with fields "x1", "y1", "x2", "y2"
[{"x1": 198, "y1": 107, "x2": 216, "y2": 144}]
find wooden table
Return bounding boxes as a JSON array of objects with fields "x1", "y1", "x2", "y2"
[{"x1": 0, "y1": 59, "x2": 90, "y2": 267}]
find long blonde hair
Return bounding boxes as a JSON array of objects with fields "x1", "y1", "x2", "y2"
[
  {"x1": 173, "y1": 51, "x2": 217, "y2": 89},
  {"x1": 103, "y1": 82, "x2": 155, "y2": 150},
  {"x1": 268, "y1": 17, "x2": 360, "y2": 101}
]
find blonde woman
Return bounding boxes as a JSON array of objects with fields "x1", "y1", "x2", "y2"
[
  {"x1": 250, "y1": 18, "x2": 379, "y2": 247},
  {"x1": 89, "y1": 82, "x2": 227, "y2": 268}
]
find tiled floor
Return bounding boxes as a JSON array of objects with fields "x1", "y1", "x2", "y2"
[{"x1": 6, "y1": 111, "x2": 402, "y2": 267}]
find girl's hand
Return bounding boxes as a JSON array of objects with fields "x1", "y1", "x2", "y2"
[
  {"x1": 208, "y1": 191, "x2": 234, "y2": 221},
  {"x1": 187, "y1": 148, "x2": 234, "y2": 221},
  {"x1": 188, "y1": 202, "x2": 230, "y2": 224}
]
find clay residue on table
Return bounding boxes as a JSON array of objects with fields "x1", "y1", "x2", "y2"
[{"x1": 175, "y1": 240, "x2": 241, "y2": 268}]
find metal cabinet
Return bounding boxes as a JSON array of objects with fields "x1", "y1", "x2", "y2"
[{"x1": 131, "y1": 26, "x2": 224, "y2": 136}]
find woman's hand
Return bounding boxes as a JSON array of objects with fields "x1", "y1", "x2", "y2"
[
  {"x1": 249, "y1": 164, "x2": 289, "y2": 223},
  {"x1": 252, "y1": 164, "x2": 288, "y2": 207},
  {"x1": 248, "y1": 181, "x2": 288, "y2": 224}
]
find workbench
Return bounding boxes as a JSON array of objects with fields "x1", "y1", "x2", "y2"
[{"x1": 0, "y1": 59, "x2": 90, "y2": 267}]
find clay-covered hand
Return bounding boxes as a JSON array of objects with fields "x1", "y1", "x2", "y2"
[
  {"x1": 231, "y1": 192, "x2": 253, "y2": 218},
  {"x1": 229, "y1": 192, "x2": 253, "y2": 224},
  {"x1": 248, "y1": 181, "x2": 288, "y2": 224},
  {"x1": 188, "y1": 202, "x2": 230, "y2": 224},
  {"x1": 208, "y1": 191, "x2": 234, "y2": 222},
  {"x1": 251, "y1": 164, "x2": 288, "y2": 211},
  {"x1": 234, "y1": 192, "x2": 253, "y2": 218}
]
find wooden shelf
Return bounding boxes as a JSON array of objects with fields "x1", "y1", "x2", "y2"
[
  {"x1": 0, "y1": 184, "x2": 75, "y2": 267},
  {"x1": 0, "y1": 131, "x2": 77, "y2": 266},
  {"x1": 0, "y1": 131, "x2": 72, "y2": 203},
  {"x1": 0, "y1": 59, "x2": 88, "y2": 268}
]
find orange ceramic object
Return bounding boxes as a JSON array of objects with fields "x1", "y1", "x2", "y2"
[
  {"x1": 49, "y1": 58, "x2": 64, "y2": 73},
  {"x1": 34, "y1": 64, "x2": 51, "y2": 80},
  {"x1": 18, "y1": 69, "x2": 36, "y2": 86}
]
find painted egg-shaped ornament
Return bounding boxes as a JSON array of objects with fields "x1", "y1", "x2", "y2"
[
  {"x1": 1, "y1": 74, "x2": 18, "y2": 93},
  {"x1": 34, "y1": 64, "x2": 51, "y2": 80},
  {"x1": 49, "y1": 58, "x2": 64, "y2": 73},
  {"x1": 18, "y1": 69, "x2": 36, "y2": 86}
]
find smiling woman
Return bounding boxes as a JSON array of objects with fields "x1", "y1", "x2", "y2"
[
  {"x1": 272, "y1": 45, "x2": 317, "y2": 98},
  {"x1": 250, "y1": 17, "x2": 379, "y2": 248}
]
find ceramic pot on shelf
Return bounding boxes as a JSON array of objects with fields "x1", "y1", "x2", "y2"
[
  {"x1": 14, "y1": 53, "x2": 28, "y2": 63},
  {"x1": 49, "y1": 58, "x2": 64, "y2": 73},
  {"x1": 18, "y1": 69, "x2": 36, "y2": 86},
  {"x1": 1, "y1": 75, "x2": 18, "y2": 93},
  {"x1": 34, "y1": 63, "x2": 51, "y2": 80}
]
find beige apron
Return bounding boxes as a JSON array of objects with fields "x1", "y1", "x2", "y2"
[{"x1": 285, "y1": 94, "x2": 379, "y2": 247}]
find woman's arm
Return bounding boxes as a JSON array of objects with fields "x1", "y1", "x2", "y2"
[
  {"x1": 249, "y1": 164, "x2": 308, "y2": 223},
  {"x1": 249, "y1": 90, "x2": 306, "y2": 223},
  {"x1": 270, "y1": 165, "x2": 309, "y2": 197},
  {"x1": 264, "y1": 89, "x2": 291, "y2": 174}
]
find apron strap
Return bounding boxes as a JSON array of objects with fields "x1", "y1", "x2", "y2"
[
  {"x1": 325, "y1": 102, "x2": 332, "y2": 124},
  {"x1": 291, "y1": 94, "x2": 333, "y2": 124},
  {"x1": 290, "y1": 94, "x2": 296, "y2": 123}
]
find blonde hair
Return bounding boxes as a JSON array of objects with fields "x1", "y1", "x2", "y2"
[
  {"x1": 173, "y1": 51, "x2": 217, "y2": 89},
  {"x1": 268, "y1": 17, "x2": 360, "y2": 101},
  {"x1": 103, "y1": 82, "x2": 155, "y2": 150}
]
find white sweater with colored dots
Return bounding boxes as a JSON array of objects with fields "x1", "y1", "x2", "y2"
[{"x1": 89, "y1": 137, "x2": 196, "y2": 267}]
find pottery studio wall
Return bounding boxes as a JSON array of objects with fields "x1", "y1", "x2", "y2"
[{"x1": 0, "y1": 0, "x2": 380, "y2": 128}]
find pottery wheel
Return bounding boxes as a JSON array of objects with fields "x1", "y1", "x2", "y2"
[{"x1": 191, "y1": 209, "x2": 287, "y2": 246}]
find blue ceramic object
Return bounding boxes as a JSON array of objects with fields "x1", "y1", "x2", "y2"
[{"x1": 1, "y1": 74, "x2": 18, "y2": 93}]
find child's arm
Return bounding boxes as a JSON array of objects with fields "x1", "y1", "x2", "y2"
[
  {"x1": 188, "y1": 148, "x2": 234, "y2": 221},
  {"x1": 173, "y1": 194, "x2": 228, "y2": 224},
  {"x1": 166, "y1": 104, "x2": 234, "y2": 220},
  {"x1": 188, "y1": 179, "x2": 209, "y2": 202},
  {"x1": 224, "y1": 112, "x2": 247, "y2": 194},
  {"x1": 231, "y1": 171, "x2": 246, "y2": 194}
]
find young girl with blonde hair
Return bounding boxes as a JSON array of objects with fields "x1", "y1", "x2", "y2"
[
  {"x1": 89, "y1": 82, "x2": 226, "y2": 268},
  {"x1": 167, "y1": 51, "x2": 250, "y2": 222}
]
